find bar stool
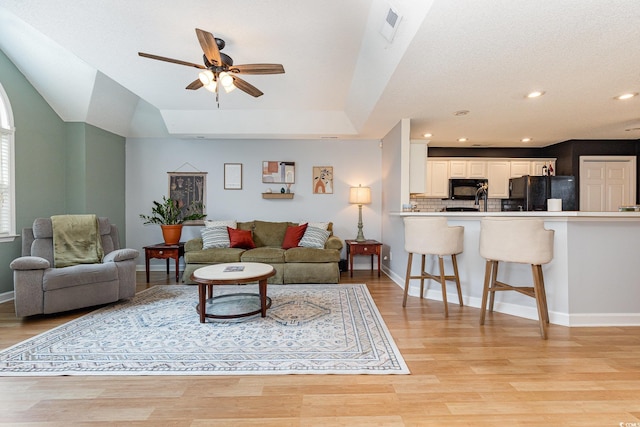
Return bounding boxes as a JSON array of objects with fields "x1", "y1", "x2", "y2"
[
  {"x1": 402, "y1": 217, "x2": 464, "y2": 317},
  {"x1": 479, "y1": 218, "x2": 554, "y2": 339}
]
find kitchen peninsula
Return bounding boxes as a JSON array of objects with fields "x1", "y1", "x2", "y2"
[{"x1": 390, "y1": 211, "x2": 640, "y2": 327}]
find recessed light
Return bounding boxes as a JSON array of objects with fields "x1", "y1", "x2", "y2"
[
  {"x1": 615, "y1": 93, "x2": 638, "y2": 100},
  {"x1": 526, "y1": 91, "x2": 545, "y2": 98},
  {"x1": 423, "y1": 133, "x2": 432, "y2": 138},
  {"x1": 521, "y1": 137, "x2": 532, "y2": 143},
  {"x1": 457, "y1": 137, "x2": 468, "y2": 142},
  {"x1": 453, "y1": 110, "x2": 470, "y2": 116}
]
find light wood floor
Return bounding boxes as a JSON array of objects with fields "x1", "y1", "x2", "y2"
[{"x1": 1, "y1": 270, "x2": 640, "y2": 426}]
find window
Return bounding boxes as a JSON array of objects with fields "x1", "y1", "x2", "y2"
[{"x1": 0, "y1": 83, "x2": 16, "y2": 242}]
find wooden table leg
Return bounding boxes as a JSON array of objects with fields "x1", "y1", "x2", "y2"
[
  {"x1": 259, "y1": 279, "x2": 268, "y2": 317},
  {"x1": 145, "y1": 250, "x2": 150, "y2": 283},
  {"x1": 174, "y1": 255, "x2": 180, "y2": 282},
  {"x1": 198, "y1": 283, "x2": 206, "y2": 323}
]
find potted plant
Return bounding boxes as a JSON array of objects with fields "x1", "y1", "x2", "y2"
[{"x1": 140, "y1": 196, "x2": 206, "y2": 244}]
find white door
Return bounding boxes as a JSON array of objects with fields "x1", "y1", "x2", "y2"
[{"x1": 580, "y1": 156, "x2": 636, "y2": 211}]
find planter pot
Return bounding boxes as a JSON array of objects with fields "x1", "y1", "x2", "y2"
[{"x1": 161, "y1": 224, "x2": 183, "y2": 245}]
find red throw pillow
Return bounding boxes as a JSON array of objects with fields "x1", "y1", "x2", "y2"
[
  {"x1": 282, "y1": 223, "x2": 308, "y2": 249},
  {"x1": 227, "y1": 227, "x2": 256, "y2": 249}
]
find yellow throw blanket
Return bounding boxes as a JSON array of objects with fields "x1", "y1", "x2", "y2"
[{"x1": 52, "y1": 214, "x2": 104, "y2": 268}]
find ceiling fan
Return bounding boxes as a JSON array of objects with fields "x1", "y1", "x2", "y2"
[{"x1": 138, "y1": 28, "x2": 284, "y2": 99}]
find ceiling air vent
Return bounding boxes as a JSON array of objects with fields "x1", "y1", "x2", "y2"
[{"x1": 380, "y1": 4, "x2": 401, "y2": 42}]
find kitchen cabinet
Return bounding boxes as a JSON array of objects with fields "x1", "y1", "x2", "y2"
[
  {"x1": 425, "y1": 160, "x2": 449, "y2": 198},
  {"x1": 487, "y1": 161, "x2": 510, "y2": 198},
  {"x1": 531, "y1": 160, "x2": 556, "y2": 176},
  {"x1": 510, "y1": 161, "x2": 531, "y2": 178},
  {"x1": 449, "y1": 160, "x2": 467, "y2": 178},
  {"x1": 467, "y1": 161, "x2": 487, "y2": 178}
]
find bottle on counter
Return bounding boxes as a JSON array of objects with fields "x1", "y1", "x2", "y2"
[{"x1": 542, "y1": 163, "x2": 548, "y2": 176}]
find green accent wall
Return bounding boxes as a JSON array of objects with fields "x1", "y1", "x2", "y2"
[{"x1": 0, "y1": 49, "x2": 126, "y2": 296}]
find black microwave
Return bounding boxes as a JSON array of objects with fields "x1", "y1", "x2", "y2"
[{"x1": 448, "y1": 178, "x2": 488, "y2": 200}]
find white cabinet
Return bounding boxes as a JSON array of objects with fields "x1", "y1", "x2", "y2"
[
  {"x1": 487, "y1": 161, "x2": 511, "y2": 198},
  {"x1": 531, "y1": 160, "x2": 556, "y2": 176},
  {"x1": 467, "y1": 161, "x2": 487, "y2": 178},
  {"x1": 510, "y1": 161, "x2": 531, "y2": 178},
  {"x1": 449, "y1": 160, "x2": 467, "y2": 178},
  {"x1": 409, "y1": 143, "x2": 427, "y2": 194},
  {"x1": 425, "y1": 160, "x2": 449, "y2": 198}
]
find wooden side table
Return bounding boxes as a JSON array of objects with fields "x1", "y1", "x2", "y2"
[
  {"x1": 345, "y1": 239, "x2": 382, "y2": 277},
  {"x1": 144, "y1": 242, "x2": 185, "y2": 282}
]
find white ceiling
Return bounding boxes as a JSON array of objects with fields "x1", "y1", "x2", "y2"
[{"x1": 0, "y1": 0, "x2": 639, "y2": 147}]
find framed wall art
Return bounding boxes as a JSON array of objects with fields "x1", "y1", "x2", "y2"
[
  {"x1": 262, "y1": 161, "x2": 295, "y2": 183},
  {"x1": 313, "y1": 166, "x2": 333, "y2": 194},
  {"x1": 224, "y1": 163, "x2": 243, "y2": 190},
  {"x1": 168, "y1": 172, "x2": 206, "y2": 219}
]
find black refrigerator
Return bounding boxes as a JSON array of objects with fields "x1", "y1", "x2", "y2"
[{"x1": 507, "y1": 175, "x2": 576, "y2": 211}]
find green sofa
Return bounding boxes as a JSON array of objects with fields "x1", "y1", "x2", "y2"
[{"x1": 183, "y1": 220, "x2": 343, "y2": 284}]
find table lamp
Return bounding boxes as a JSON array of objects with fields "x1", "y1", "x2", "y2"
[{"x1": 349, "y1": 184, "x2": 371, "y2": 242}]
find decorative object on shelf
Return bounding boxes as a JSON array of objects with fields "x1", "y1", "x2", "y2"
[
  {"x1": 266, "y1": 188, "x2": 272, "y2": 193},
  {"x1": 286, "y1": 183, "x2": 292, "y2": 193},
  {"x1": 280, "y1": 187, "x2": 285, "y2": 193},
  {"x1": 313, "y1": 166, "x2": 333, "y2": 194},
  {"x1": 140, "y1": 196, "x2": 207, "y2": 244},
  {"x1": 349, "y1": 184, "x2": 372, "y2": 242},
  {"x1": 262, "y1": 161, "x2": 295, "y2": 184},
  {"x1": 224, "y1": 163, "x2": 242, "y2": 190}
]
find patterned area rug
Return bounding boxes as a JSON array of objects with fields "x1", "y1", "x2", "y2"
[{"x1": 0, "y1": 284, "x2": 409, "y2": 376}]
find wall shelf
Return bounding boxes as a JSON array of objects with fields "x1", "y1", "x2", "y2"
[{"x1": 262, "y1": 193, "x2": 294, "y2": 199}]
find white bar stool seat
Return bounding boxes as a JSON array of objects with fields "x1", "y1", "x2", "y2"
[
  {"x1": 402, "y1": 217, "x2": 464, "y2": 317},
  {"x1": 479, "y1": 217, "x2": 554, "y2": 339}
]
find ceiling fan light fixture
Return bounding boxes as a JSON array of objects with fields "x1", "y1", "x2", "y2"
[
  {"x1": 204, "y1": 80, "x2": 217, "y2": 93},
  {"x1": 223, "y1": 82, "x2": 236, "y2": 93},
  {"x1": 198, "y1": 70, "x2": 214, "y2": 85},
  {"x1": 219, "y1": 71, "x2": 234, "y2": 88}
]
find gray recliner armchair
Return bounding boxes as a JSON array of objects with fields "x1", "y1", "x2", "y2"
[{"x1": 10, "y1": 217, "x2": 139, "y2": 317}]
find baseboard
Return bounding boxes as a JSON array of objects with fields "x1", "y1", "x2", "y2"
[
  {"x1": 0, "y1": 290, "x2": 14, "y2": 303},
  {"x1": 399, "y1": 281, "x2": 640, "y2": 327}
]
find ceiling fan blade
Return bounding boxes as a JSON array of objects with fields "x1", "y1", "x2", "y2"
[
  {"x1": 232, "y1": 76, "x2": 264, "y2": 97},
  {"x1": 230, "y1": 64, "x2": 285, "y2": 75},
  {"x1": 138, "y1": 52, "x2": 205, "y2": 69},
  {"x1": 186, "y1": 79, "x2": 203, "y2": 90},
  {"x1": 195, "y1": 28, "x2": 222, "y2": 66}
]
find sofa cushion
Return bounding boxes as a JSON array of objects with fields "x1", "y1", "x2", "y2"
[
  {"x1": 228, "y1": 227, "x2": 256, "y2": 249},
  {"x1": 202, "y1": 226, "x2": 230, "y2": 249},
  {"x1": 185, "y1": 247, "x2": 245, "y2": 263},
  {"x1": 299, "y1": 226, "x2": 331, "y2": 248},
  {"x1": 240, "y1": 247, "x2": 286, "y2": 263},
  {"x1": 204, "y1": 219, "x2": 237, "y2": 228},
  {"x1": 282, "y1": 223, "x2": 308, "y2": 249},
  {"x1": 43, "y1": 262, "x2": 118, "y2": 291},
  {"x1": 285, "y1": 247, "x2": 341, "y2": 263},
  {"x1": 250, "y1": 220, "x2": 289, "y2": 247}
]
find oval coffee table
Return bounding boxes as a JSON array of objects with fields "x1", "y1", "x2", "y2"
[{"x1": 191, "y1": 262, "x2": 276, "y2": 323}]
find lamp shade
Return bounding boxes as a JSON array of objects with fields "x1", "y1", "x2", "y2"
[{"x1": 349, "y1": 185, "x2": 371, "y2": 205}]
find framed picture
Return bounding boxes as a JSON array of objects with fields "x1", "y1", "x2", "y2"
[
  {"x1": 313, "y1": 166, "x2": 333, "y2": 194},
  {"x1": 167, "y1": 172, "x2": 206, "y2": 220},
  {"x1": 224, "y1": 163, "x2": 243, "y2": 190},
  {"x1": 262, "y1": 161, "x2": 295, "y2": 183}
]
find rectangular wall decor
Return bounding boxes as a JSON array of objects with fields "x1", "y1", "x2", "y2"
[
  {"x1": 262, "y1": 161, "x2": 295, "y2": 184},
  {"x1": 168, "y1": 172, "x2": 206, "y2": 219},
  {"x1": 313, "y1": 166, "x2": 333, "y2": 194},
  {"x1": 224, "y1": 163, "x2": 242, "y2": 190}
]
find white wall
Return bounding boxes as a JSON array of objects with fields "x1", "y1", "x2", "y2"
[
  {"x1": 380, "y1": 119, "x2": 411, "y2": 284},
  {"x1": 125, "y1": 138, "x2": 382, "y2": 271}
]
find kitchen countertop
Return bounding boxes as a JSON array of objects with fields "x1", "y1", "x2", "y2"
[{"x1": 391, "y1": 211, "x2": 640, "y2": 220}]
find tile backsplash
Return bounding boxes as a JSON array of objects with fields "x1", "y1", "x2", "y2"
[{"x1": 409, "y1": 196, "x2": 501, "y2": 212}]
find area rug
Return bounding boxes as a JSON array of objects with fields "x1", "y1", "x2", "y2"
[{"x1": 0, "y1": 284, "x2": 409, "y2": 376}]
